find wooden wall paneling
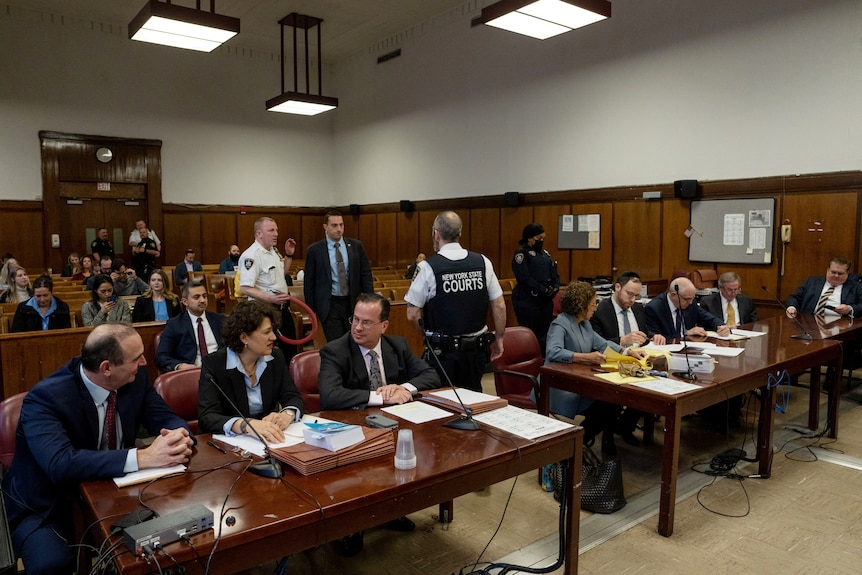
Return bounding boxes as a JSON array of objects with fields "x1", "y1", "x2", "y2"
[
  {"x1": 355, "y1": 213, "x2": 380, "y2": 267},
  {"x1": 417, "y1": 211, "x2": 437, "y2": 257},
  {"x1": 613, "y1": 200, "x2": 661, "y2": 281},
  {"x1": 145, "y1": 146, "x2": 164, "y2": 260},
  {"x1": 301, "y1": 214, "x2": 323, "y2": 257},
  {"x1": 396, "y1": 211, "x2": 421, "y2": 272},
  {"x1": 500, "y1": 207, "x2": 535, "y2": 281},
  {"x1": 0, "y1": 202, "x2": 46, "y2": 272},
  {"x1": 529, "y1": 205, "x2": 565, "y2": 282},
  {"x1": 568, "y1": 203, "x2": 613, "y2": 281},
  {"x1": 199, "y1": 213, "x2": 238, "y2": 264},
  {"x1": 163, "y1": 213, "x2": 202, "y2": 267},
  {"x1": 716, "y1": 263, "x2": 774, "y2": 304},
  {"x1": 280, "y1": 213, "x2": 304, "y2": 255},
  {"x1": 467, "y1": 208, "x2": 501, "y2": 274},
  {"x1": 660, "y1": 200, "x2": 692, "y2": 279},
  {"x1": 779, "y1": 191, "x2": 859, "y2": 300},
  {"x1": 40, "y1": 139, "x2": 63, "y2": 271},
  {"x1": 55, "y1": 142, "x2": 149, "y2": 184}
]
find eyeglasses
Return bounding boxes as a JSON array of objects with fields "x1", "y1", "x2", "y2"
[{"x1": 349, "y1": 316, "x2": 384, "y2": 328}]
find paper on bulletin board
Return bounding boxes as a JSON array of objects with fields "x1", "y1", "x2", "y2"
[
  {"x1": 561, "y1": 215, "x2": 574, "y2": 232},
  {"x1": 723, "y1": 213, "x2": 745, "y2": 245}
]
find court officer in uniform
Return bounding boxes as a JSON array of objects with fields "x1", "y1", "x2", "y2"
[{"x1": 511, "y1": 223, "x2": 559, "y2": 353}]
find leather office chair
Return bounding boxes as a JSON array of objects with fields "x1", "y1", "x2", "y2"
[
  {"x1": 153, "y1": 369, "x2": 201, "y2": 434},
  {"x1": 0, "y1": 392, "x2": 25, "y2": 472},
  {"x1": 692, "y1": 269, "x2": 718, "y2": 289},
  {"x1": 289, "y1": 350, "x2": 321, "y2": 413},
  {"x1": 491, "y1": 326, "x2": 542, "y2": 410}
]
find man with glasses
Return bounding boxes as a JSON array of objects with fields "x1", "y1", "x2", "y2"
[
  {"x1": 700, "y1": 271, "x2": 758, "y2": 327},
  {"x1": 591, "y1": 271, "x2": 665, "y2": 447},
  {"x1": 111, "y1": 259, "x2": 148, "y2": 296},
  {"x1": 786, "y1": 256, "x2": 862, "y2": 319},
  {"x1": 319, "y1": 293, "x2": 439, "y2": 411},
  {"x1": 645, "y1": 277, "x2": 730, "y2": 340}
]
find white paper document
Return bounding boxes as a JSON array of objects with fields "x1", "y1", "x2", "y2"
[
  {"x1": 473, "y1": 405, "x2": 573, "y2": 440},
  {"x1": 114, "y1": 464, "x2": 186, "y2": 488},
  {"x1": 212, "y1": 414, "x2": 334, "y2": 457},
  {"x1": 630, "y1": 377, "x2": 702, "y2": 395},
  {"x1": 382, "y1": 402, "x2": 452, "y2": 424},
  {"x1": 701, "y1": 346, "x2": 745, "y2": 357},
  {"x1": 426, "y1": 388, "x2": 500, "y2": 405}
]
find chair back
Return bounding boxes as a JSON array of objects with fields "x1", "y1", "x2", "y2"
[
  {"x1": 491, "y1": 326, "x2": 542, "y2": 410},
  {"x1": 692, "y1": 269, "x2": 718, "y2": 289},
  {"x1": 153, "y1": 368, "x2": 201, "y2": 434},
  {"x1": 0, "y1": 392, "x2": 26, "y2": 471},
  {"x1": 290, "y1": 350, "x2": 321, "y2": 413}
]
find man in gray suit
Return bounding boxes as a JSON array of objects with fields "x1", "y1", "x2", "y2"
[{"x1": 699, "y1": 271, "x2": 758, "y2": 327}]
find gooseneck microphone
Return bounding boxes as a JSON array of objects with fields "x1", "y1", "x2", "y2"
[
  {"x1": 761, "y1": 286, "x2": 813, "y2": 340},
  {"x1": 672, "y1": 283, "x2": 697, "y2": 381},
  {"x1": 208, "y1": 376, "x2": 284, "y2": 478},
  {"x1": 418, "y1": 319, "x2": 480, "y2": 431}
]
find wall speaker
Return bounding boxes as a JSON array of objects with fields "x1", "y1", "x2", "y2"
[
  {"x1": 399, "y1": 200, "x2": 414, "y2": 213},
  {"x1": 674, "y1": 180, "x2": 697, "y2": 199},
  {"x1": 349, "y1": 203, "x2": 360, "y2": 216},
  {"x1": 504, "y1": 191, "x2": 519, "y2": 207}
]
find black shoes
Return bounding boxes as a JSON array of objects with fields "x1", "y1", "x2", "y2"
[
  {"x1": 601, "y1": 433, "x2": 617, "y2": 457},
  {"x1": 618, "y1": 430, "x2": 640, "y2": 447},
  {"x1": 386, "y1": 516, "x2": 416, "y2": 532},
  {"x1": 339, "y1": 531, "x2": 364, "y2": 557}
]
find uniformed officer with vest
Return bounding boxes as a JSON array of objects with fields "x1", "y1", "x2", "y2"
[
  {"x1": 512, "y1": 223, "x2": 560, "y2": 353},
  {"x1": 239, "y1": 216, "x2": 298, "y2": 361},
  {"x1": 405, "y1": 211, "x2": 506, "y2": 392}
]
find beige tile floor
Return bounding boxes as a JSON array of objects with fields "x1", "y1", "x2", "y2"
[{"x1": 230, "y1": 375, "x2": 862, "y2": 575}]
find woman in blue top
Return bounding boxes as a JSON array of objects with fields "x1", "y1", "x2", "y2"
[
  {"x1": 132, "y1": 269, "x2": 182, "y2": 323},
  {"x1": 542, "y1": 281, "x2": 647, "y2": 455},
  {"x1": 10, "y1": 275, "x2": 71, "y2": 332}
]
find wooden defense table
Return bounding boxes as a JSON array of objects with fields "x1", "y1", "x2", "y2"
[
  {"x1": 80, "y1": 409, "x2": 582, "y2": 575},
  {"x1": 539, "y1": 314, "x2": 841, "y2": 537}
]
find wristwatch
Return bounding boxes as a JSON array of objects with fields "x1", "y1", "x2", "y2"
[{"x1": 239, "y1": 419, "x2": 248, "y2": 434}]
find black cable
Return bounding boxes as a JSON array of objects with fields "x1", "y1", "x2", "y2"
[{"x1": 205, "y1": 460, "x2": 252, "y2": 574}]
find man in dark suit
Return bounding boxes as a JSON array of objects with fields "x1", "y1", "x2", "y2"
[
  {"x1": 156, "y1": 281, "x2": 224, "y2": 372},
  {"x1": 786, "y1": 256, "x2": 862, "y2": 319},
  {"x1": 304, "y1": 210, "x2": 373, "y2": 342},
  {"x1": 318, "y1": 293, "x2": 439, "y2": 554},
  {"x1": 591, "y1": 271, "x2": 666, "y2": 446},
  {"x1": 645, "y1": 277, "x2": 730, "y2": 340},
  {"x1": 174, "y1": 248, "x2": 203, "y2": 286},
  {"x1": 700, "y1": 271, "x2": 758, "y2": 326},
  {"x1": 2, "y1": 324, "x2": 193, "y2": 575},
  {"x1": 319, "y1": 293, "x2": 440, "y2": 410}
]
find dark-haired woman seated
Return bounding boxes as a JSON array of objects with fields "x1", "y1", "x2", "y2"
[
  {"x1": 132, "y1": 269, "x2": 182, "y2": 322},
  {"x1": 10, "y1": 274, "x2": 72, "y2": 332},
  {"x1": 198, "y1": 299, "x2": 305, "y2": 442},
  {"x1": 81, "y1": 274, "x2": 132, "y2": 326},
  {"x1": 538, "y1": 281, "x2": 647, "y2": 456}
]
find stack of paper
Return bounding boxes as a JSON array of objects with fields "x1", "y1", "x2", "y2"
[
  {"x1": 270, "y1": 427, "x2": 394, "y2": 476},
  {"x1": 302, "y1": 422, "x2": 365, "y2": 452},
  {"x1": 419, "y1": 388, "x2": 507, "y2": 414}
]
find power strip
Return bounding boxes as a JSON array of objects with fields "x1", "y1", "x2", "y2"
[{"x1": 122, "y1": 503, "x2": 214, "y2": 555}]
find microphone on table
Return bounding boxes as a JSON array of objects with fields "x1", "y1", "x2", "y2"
[
  {"x1": 761, "y1": 286, "x2": 813, "y2": 340},
  {"x1": 208, "y1": 376, "x2": 284, "y2": 478},
  {"x1": 418, "y1": 319, "x2": 480, "y2": 431},
  {"x1": 672, "y1": 283, "x2": 697, "y2": 381}
]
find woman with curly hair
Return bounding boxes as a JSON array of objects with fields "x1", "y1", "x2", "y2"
[
  {"x1": 197, "y1": 299, "x2": 305, "y2": 441},
  {"x1": 542, "y1": 281, "x2": 647, "y2": 456}
]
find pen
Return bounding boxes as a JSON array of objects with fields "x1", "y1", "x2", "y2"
[
  {"x1": 591, "y1": 368, "x2": 608, "y2": 373},
  {"x1": 207, "y1": 440, "x2": 228, "y2": 455}
]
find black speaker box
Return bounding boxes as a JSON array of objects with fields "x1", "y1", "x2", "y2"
[
  {"x1": 674, "y1": 180, "x2": 697, "y2": 199},
  {"x1": 504, "y1": 191, "x2": 519, "y2": 207},
  {"x1": 349, "y1": 204, "x2": 360, "y2": 216},
  {"x1": 399, "y1": 200, "x2": 414, "y2": 213}
]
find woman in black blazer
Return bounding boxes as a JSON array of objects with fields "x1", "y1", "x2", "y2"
[
  {"x1": 198, "y1": 300, "x2": 305, "y2": 442},
  {"x1": 132, "y1": 269, "x2": 182, "y2": 322}
]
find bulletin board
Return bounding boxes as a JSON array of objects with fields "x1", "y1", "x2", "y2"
[
  {"x1": 558, "y1": 214, "x2": 600, "y2": 250},
  {"x1": 688, "y1": 198, "x2": 775, "y2": 264}
]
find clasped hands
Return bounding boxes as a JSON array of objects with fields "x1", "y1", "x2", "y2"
[
  {"x1": 375, "y1": 384, "x2": 414, "y2": 405},
  {"x1": 138, "y1": 427, "x2": 194, "y2": 469},
  {"x1": 242, "y1": 412, "x2": 294, "y2": 443}
]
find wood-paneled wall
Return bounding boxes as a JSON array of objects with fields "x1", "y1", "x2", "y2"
[{"x1": 10, "y1": 170, "x2": 862, "y2": 304}]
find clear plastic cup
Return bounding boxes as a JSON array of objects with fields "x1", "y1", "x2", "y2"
[{"x1": 394, "y1": 429, "x2": 416, "y2": 469}]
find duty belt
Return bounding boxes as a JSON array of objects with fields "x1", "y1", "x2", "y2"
[{"x1": 427, "y1": 332, "x2": 495, "y2": 353}]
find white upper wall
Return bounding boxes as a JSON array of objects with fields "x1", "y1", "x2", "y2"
[{"x1": 1, "y1": 0, "x2": 860, "y2": 205}]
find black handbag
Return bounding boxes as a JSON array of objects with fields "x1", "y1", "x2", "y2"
[{"x1": 577, "y1": 447, "x2": 627, "y2": 514}]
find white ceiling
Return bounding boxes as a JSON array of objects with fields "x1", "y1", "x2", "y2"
[{"x1": 7, "y1": 0, "x2": 475, "y2": 63}]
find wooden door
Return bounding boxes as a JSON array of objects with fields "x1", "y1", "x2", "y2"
[{"x1": 60, "y1": 199, "x2": 147, "y2": 265}]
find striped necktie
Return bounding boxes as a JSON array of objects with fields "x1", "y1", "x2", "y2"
[{"x1": 815, "y1": 286, "x2": 834, "y2": 317}]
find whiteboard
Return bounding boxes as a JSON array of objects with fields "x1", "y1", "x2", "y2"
[{"x1": 688, "y1": 198, "x2": 775, "y2": 264}]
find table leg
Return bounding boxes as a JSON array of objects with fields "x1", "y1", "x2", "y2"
[
  {"x1": 828, "y1": 351, "x2": 842, "y2": 439},
  {"x1": 657, "y1": 408, "x2": 681, "y2": 537},
  {"x1": 808, "y1": 365, "x2": 821, "y2": 430},
  {"x1": 438, "y1": 500, "x2": 453, "y2": 523},
  {"x1": 563, "y1": 430, "x2": 583, "y2": 575},
  {"x1": 757, "y1": 384, "x2": 775, "y2": 477}
]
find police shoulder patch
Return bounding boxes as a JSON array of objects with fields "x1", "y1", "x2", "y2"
[
  {"x1": 514, "y1": 253, "x2": 525, "y2": 264},
  {"x1": 243, "y1": 258, "x2": 255, "y2": 270}
]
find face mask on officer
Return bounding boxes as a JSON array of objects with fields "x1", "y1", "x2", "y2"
[{"x1": 533, "y1": 239, "x2": 544, "y2": 251}]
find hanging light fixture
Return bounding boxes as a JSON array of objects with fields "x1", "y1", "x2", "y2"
[
  {"x1": 266, "y1": 13, "x2": 339, "y2": 116},
  {"x1": 480, "y1": 0, "x2": 611, "y2": 40},
  {"x1": 128, "y1": 0, "x2": 240, "y2": 52}
]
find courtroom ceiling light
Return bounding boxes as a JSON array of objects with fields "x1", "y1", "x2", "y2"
[
  {"x1": 480, "y1": 0, "x2": 611, "y2": 40},
  {"x1": 266, "y1": 13, "x2": 339, "y2": 116},
  {"x1": 129, "y1": 0, "x2": 240, "y2": 52}
]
